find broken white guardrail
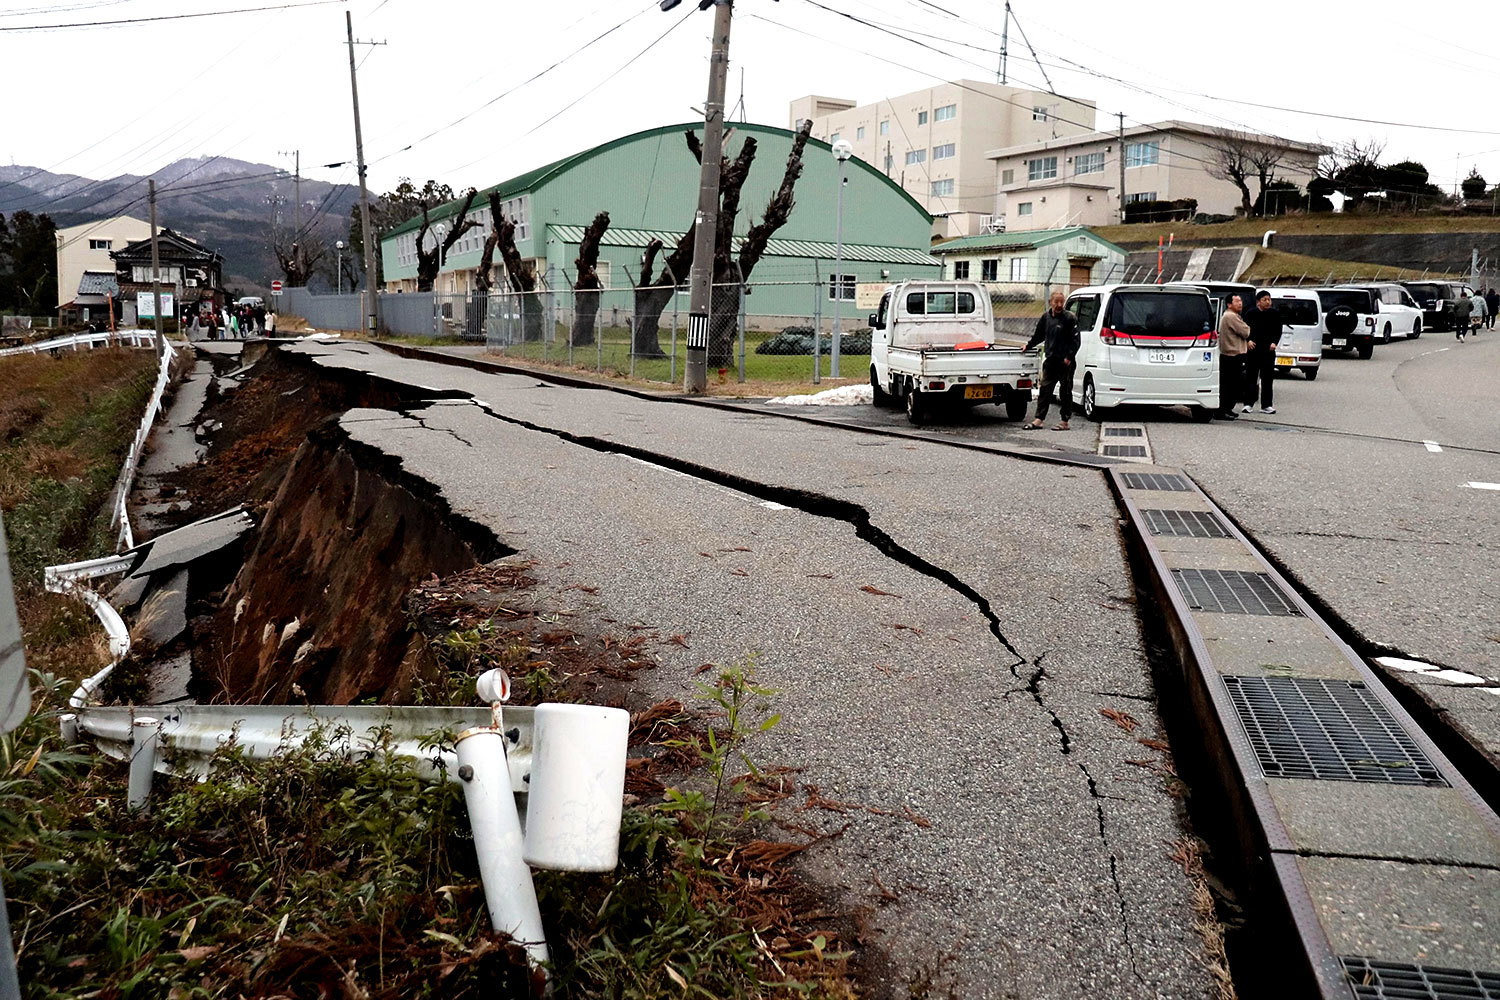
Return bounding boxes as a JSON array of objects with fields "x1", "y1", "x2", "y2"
[
  {"x1": 43, "y1": 553, "x2": 137, "y2": 710},
  {"x1": 111, "y1": 335, "x2": 176, "y2": 552},
  {"x1": 0, "y1": 328, "x2": 157, "y2": 358},
  {"x1": 69, "y1": 668, "x2": 628, "y2": 973}
]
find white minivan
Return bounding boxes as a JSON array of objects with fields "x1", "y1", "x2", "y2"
[
  {"x1": 1265, "y1": 288, "x2": 1323, "y2": 380},
  {"x1": 1065, "y1": 284, "x2": 1219, "y2": 422},
  {"x1": 1340, "y1": 283, "x2": 1424, "y2": 342}
]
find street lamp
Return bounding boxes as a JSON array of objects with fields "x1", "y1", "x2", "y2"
[
  {"x1": 831, "y1": 138, "x2": 853, "y2": 378},
  {"x1": 335, "y1": 240, "x2": 345, "y2": 295}
]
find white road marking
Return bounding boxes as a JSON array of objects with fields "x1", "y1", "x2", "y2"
[
  {"x1": 1423, "y1": 440, "x2": 1442, "y2": 453},
  {"x1": 1465, "y1": 482, "x2": 1500, "y2": 491},
  {"x1": 1376, "y1": 656, "x2": 1492, "y2": 686},
  {"x1": 618, "y1": 454, "x2": 790, "y2": 511}
]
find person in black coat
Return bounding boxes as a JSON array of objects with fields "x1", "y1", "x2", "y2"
[
  {"x1": 1023, "y1": 290, "x2": 1081, "y2": 430},
  {"x1": 1484, "y1": 287, "x2": 1498, "y2": 330},
  {"x1": 1244, "y1": 290, "x2": 1283, "y2": 414}
]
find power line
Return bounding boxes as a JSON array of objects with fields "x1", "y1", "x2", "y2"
[{"x1": 0, "y1": 0, "x2": 341, "y2": 31}]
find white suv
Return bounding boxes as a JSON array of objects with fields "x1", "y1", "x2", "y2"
[
  {"x1": 1065, "y1": 284, "x2": 1219, "y2": 422},
  {"x1": 1339, "y1": 283, "x2": 1423, "y2": 341}
]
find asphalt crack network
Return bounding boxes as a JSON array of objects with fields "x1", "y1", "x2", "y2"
[{"x1": 446, "y1": 397, "x2": 1147, "y2": 984}]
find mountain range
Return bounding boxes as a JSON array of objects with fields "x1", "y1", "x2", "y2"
[{"x1": 0, "y1": 156, "x2": 360, "y2": 293}]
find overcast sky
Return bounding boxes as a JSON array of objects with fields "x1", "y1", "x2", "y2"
[{"x1": 5, "y1": 0, "x2": 1498, "y2": 205}]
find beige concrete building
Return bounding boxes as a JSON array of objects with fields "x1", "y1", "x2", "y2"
[
  {"x1": 987, "y1": 121, "x2": 1326, "y2": 232},
  {"x1": 790, "y1": 81, "x2": 1096, "y2": 238},
  {"x1": 55, "y1": 215, "x2": 152, "y2": 315}
]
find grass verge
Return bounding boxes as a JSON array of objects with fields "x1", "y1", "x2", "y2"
[
  {"x1": 1093, "y1": 210, "x2": 1500, "y2": 245},
  {"x1": 1, "y1": 348, "x2": 160, "y2": 680},
  {"x1": 1241, "y1": 248, "x2": 1461, "y2": 284}
]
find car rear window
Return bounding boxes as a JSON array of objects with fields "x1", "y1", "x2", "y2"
[
  {"x1": 1104, "y1": 292, "x2": 1212, "y2": 335},
  {"x1": 1276, "y1": 299, "x2": 1320, "y2": 326},
  {"x1": 906, "y1": 291, "x2": 976, "y2": 315},
  {"x1": 1404, "y1": 283, "x2": 1439, "y2": 300},
  {"x1": 1317, "y1": 289, "x2": 1374, "y2": 312}
]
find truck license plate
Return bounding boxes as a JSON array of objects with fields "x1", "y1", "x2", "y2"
[
  {"x1": 963, "y1": 385, "x2": 993, "y2": 400},
  {"x1": 1332, "y1": 338, "x2": 1347, "y2": 347},
  {"x1": 1147, "y1": 351, "x2": 1176, "y2": 363},
  {"x1": 1275, "y1": 356, "x2": 1295, "y2": 366}
]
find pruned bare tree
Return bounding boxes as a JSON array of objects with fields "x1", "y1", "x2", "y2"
[
  {"x1": 270, "y1": 227, "x2": 332, "y2": 287},
  {"x1": 494, "y1": 191, "x2": 545, "y2": 342},
  {"x1": 570, "y1": 211, "x2": 610, "y2": 347},
  {"x1": 464, "y1": 212, "x2": 501, "y2": 341},
  {"x1": 630, "y1": 120, "x2": 813, "y2": 365},
  {"x1": 414, "y1": 188, "x2": 480, "y2": 292},
  {"x1": 1206, "y1": 129, "x2": 1256, "y2": 217}
]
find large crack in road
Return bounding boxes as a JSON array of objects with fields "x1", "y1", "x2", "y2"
[{"x1": 417, "y1": 395, "x2": 1150, "y2": 986}]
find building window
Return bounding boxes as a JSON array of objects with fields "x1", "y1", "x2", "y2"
[
  {"x1": 905, "y1": 149, "x2": 926, "y2": 166},
  {"x1": 952, "y1": 260, "x2": 970, "y2": 279},
  {"x1": 1001, "y1": 168, "x2": 1014, "y2": 186},
  {"x1": 1125, "y1": 140, "x2": 1160, "y2": 168},
  {"x1": 1017, "y1": 202, "x2": 1033, "y2": 216},
  {"x1": 884, "y1": 154, "x2": 893, "y2": 172},
  {"x1": 981, "y1": 259, "x2": 999, "y2": 281},
  {"x1": 1009, "y1": 257, "x2": 1028, "y2": 281},
  {"x1": 828, "y1": 273, "x2": 856, "y2": 301},
  {"x1": 856, "y1": 126, "x2": 865, "y2": 140},
  {"x1": 830, "y1": 133, "x2": 840, "y2": 143},
  {"x1": 931, "y1": 178, "x2": 955, "y2": 197},
  {"x1": 1027, "y1": 157, "x2": 1057, "y2": 181},
  {"x1": 880, "y1": 119, "x2": 889, "y2": 135},
  {"x1": 932, "y1": 142, "x2": 955, "y2": 160},
  {"x1": 1032, "y1": 106, "x2": 1049, "y2": 122},
  {"x1": 499, "y1": 194, "x2": 530, "y2": 241},
  {"x1": 89, "y1": 239, "x2": 112, "y2": 250},
  {"x1": 935, "y1": 104, "x2": 956, "y2": 122},
  {"x1": 1074, "y1": 151, "x2": 1105, "y2": 175},
  {"x1": 1125, "y1": 191, "x2": 1158, "y2": 203},
  {"x1": 917, "y1": 110, "x2": 928, "y2": 125}
]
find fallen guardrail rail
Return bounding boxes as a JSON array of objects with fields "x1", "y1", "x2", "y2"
[
  {"x1": 0, "y1": 328, "x2": 156, "y2": 358},
  {"x1": 110, "y1": 335, "x2": 175, "y2": 551},
  {"x1": 63, "y1": 669, "x2": 627, "y2": 976}
]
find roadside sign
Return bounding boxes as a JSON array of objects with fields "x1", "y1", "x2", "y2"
[
  {"x1": 271, "y1": 280, "x2": 283, "y2": 296},
  {"x1": 136, "y1": 291, "x2": 175, "y2": 320},
  {"x1": 856, "y1": 283, "x2": 887, "y2": 311}
]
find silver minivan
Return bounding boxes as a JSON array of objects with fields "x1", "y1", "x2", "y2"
[{"x1": 1266, "y1": 288, "x2": 1323, "y2": 380}]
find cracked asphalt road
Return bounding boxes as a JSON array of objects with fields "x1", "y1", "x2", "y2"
[{"x1": 283, "y1": 341, "x2": 1219, "y2": 998}]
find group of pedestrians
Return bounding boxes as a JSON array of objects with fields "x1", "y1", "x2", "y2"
[
  {"x1": 184, "y1": 302, "x2": 275, "y2": 341},
  {"x1": 1453, "y1": 288, "x2": 1498, "y2": 342},
  {"x1": 1216, "y1": 291, "x2": 1282, "y2": 419}
]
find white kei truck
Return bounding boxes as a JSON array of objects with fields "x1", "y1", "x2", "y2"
[{"x1": 867, "y1": 280, "x2": 1040, "y2": 425}]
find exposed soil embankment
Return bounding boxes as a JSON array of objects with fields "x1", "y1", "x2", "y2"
[{"x1": 205, "y1": 417, "x2": 507, "y2": 704}]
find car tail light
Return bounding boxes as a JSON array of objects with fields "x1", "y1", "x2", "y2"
[
  {"x1": 1100, "y1": 326, "x2": 1130, "y2": 345},
  {"x1": 1198, "y1": 330, "x2": 1219, "y2": 346},
  {"x1": 1016, "y1": 378, "x2": 1033, "y2": 389},
  {"x1": 928, "y1": 380, "x2": 945, "y2": 391}
]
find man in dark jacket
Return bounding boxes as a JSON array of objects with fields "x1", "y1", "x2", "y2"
[
  {"x1": 1244, "y1": 290, "x2": 1283, "y2": 414},
  {"x1": 1484, "y1": 287, "x2": 1498, "y2": 330},
  {"x1": 1023, "y1": 290, "x2": 1081, "y2": 430}
]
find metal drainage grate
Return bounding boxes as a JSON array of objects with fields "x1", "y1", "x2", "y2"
[
  {"x1": 1103, "y1": 444, "x2": 1148, "y2": 457},
  {"x1": 1224, "y1": 678, "x2": 1448, "y2": 786},
  {"x1": 1142, "y1": 509, "x2": 1230, "y2": 538},
  {"x1": 1171, "y1": 568, "x2": 1302, "y2": 616},
  {"x1": 1104, "y1": 427, "x2": 1144, "y2": 437},
  {"x1": 1343, "y1": 957, "x2": 1500, "y2": 999},
  {"x1": 1121, "y1": 472, "x2": 1191, "y2": 491}
]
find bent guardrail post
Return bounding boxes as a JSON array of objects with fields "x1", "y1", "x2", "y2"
[{"x1": 127, "y1": 717, "x2": 159, "y2": 811}]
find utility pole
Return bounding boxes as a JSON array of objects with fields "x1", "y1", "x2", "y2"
[
  {"x1": 998, "y1": 2, "x2": 1009, "y2": 84},
  {"x1": 346, "y1": 11, "x2": 380, "y2": 337},
  {"x1": 1117, "y1": 112, "x2": 1127, "y2": 225},
  {"x1": 280, "y1": 149, "x2": 301, "y2": 277},
  {"x1": 149, "y1": 179, "x2": 164, "y2": 358},
  {"x1": 684, "y1": 0, "x2": 733, "y2": 395}
]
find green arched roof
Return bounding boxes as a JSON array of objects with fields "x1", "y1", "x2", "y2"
[{"x1": 383, "y1": 121, "x2": 932, "y2": 240}]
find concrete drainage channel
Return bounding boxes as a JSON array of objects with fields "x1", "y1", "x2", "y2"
[
  {"x1": 1111, "y1": 464, "x2": 1500, "y2": 999},
  {"x1": 369, "y1": 344, "x2": 1500, "y2": 997}
]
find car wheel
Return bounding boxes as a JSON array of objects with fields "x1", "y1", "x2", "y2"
[
  {"x1": 870, "y1": 366, "x2": 893, "y2": 408},
  {"x1": 1005, "y1": 390, "x2": 1029, "y2": 421},
  {"x1": 1082, "y1": 377, "x2": 1102, "y2": 421},
  {"x1": 906, "y1": 386, "x2": 926, "y2": 425},
  {"x1": 1411, "y1": 319, "x2": 1422, "y2": 339},
  {"x1": 1356, "y1": 340, "x2": 1374, "y2": 360},
  {"x1": 1382, "y1": 322, "x2": 1392, "y2": 343},
  {"x1": 1304, "y1": 366, "x2": 1319, "y2": 381}
]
